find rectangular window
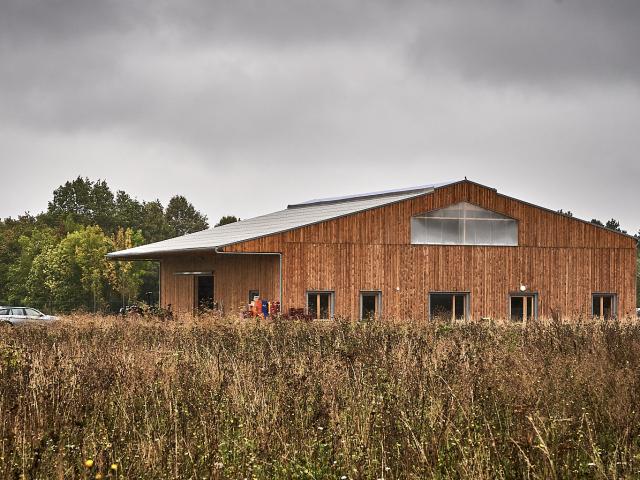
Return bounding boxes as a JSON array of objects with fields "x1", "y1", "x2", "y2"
[
  {"x1": 360, "y1": 291, "x2": 381, "y2": 320},
  {"x1": 592, "y1": 293, "x2": 616, "y2": 319},
  {"x1": 249, "y1": 290, "x2": 260, "y2": 303},
  {"x1": 307, "y1": 291, "x2": 334, "y2": 320},
  {"x1": 510, "y1": 294, "x2": 538, "y2": 321},
  {"x1": 429, "y1": 292, "x2": 469, "y2": 321}
]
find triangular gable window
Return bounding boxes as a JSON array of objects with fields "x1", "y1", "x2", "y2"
[{"x1": 411, "y1": 202, "x2": 518, "y2": 246}]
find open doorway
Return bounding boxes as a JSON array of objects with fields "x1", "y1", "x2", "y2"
[
  {"x1": 429, "y1": 292, "x2": 469, "y2": 320},
  {"x1": 196, "y1": 275, "x2": 214, "y2": 311},
  {"x1": 510, "y1": 294, "x2": 537, "y2": 321}
]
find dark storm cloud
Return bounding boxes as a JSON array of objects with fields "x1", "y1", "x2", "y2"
[
  {"x1": 2, "y1": 0, "x2": 639, "y2": 136},
  {"x1": 408, "y1": 0, "x2": 640, "y2": 88},
  {"x1": 0, "y1": 0, "x2": 638, "y2": 231}
]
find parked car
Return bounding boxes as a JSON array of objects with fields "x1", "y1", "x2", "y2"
[{"x1": 0, "y1": 307, "x2": 58, "y2": 325}]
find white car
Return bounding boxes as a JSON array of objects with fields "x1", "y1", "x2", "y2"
[{"x1": 0, "y1": 307, "x2": 58, "y2": 325}]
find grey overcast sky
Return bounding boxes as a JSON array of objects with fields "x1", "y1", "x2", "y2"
[{"x1": 1, "y1": 0, "x2": 639, "y2": 232}]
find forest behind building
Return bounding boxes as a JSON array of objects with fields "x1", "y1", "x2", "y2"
[{"x1": 0, "y1": 177, "x2": 221, "y2": 312}]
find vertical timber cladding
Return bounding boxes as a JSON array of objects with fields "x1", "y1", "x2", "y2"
[
  {"x1": 225, "y1": 181, "x2": 637, "y2": 320},
  {"x1": 160, "y1": 253, "x2": 279, "y2": 314}
]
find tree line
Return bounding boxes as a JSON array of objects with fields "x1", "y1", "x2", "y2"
[{"x1": 0, "y1": 177, "x2": 237, "y2": 313}]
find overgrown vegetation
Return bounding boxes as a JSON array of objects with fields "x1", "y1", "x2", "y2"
[{"x1": 1, "y1": 316, "x2": 640, "y2": 479}]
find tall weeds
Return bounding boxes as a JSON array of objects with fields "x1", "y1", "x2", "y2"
[{"x1": 1, "y1": 316, "x2": 639, "y2": 479}]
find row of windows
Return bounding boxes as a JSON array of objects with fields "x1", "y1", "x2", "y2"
[{"x1": 298, "y1": 291, "x2": 618, "y2": 321}]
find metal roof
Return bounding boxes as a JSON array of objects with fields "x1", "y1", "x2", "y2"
[{"x1": 107, "y1": 182, "x2": 451, "y2": 259}]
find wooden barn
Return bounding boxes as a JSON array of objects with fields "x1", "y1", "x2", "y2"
[{"x1": 108, "y1": 180, "x2": 637, "y2": 320}]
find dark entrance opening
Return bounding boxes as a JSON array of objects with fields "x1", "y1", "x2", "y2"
[
  {"x1": 197, "y1": 275, "x2": 214, "y2": 311},
  {"x1": 429, "y1": 293, "x2": 468, "y2": 320}
]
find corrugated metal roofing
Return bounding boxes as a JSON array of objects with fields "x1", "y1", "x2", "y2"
[{"x1": 107, "y1": 182, "x2": 451, "y2": 259}]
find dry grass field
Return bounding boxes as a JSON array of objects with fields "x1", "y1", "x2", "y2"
[{"x1": 1, "y1": 315, "x2": 640, "y2": 479}]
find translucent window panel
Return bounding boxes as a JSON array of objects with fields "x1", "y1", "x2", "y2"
[
  {"x1": 441, "y1": 219, "x2": 463, "y2": 244},
  {"x1": 492, "y1": 220, "x2": 518, "y2": 245},
  {"x1": 465, "y1": 219, "x2": 492, "y2": 245},
  {"x1": 411, "y1": 202, "x2": 517, "y2": 246},
  {"x1": 462, "y1": 203, "x2": 496, "y2": 219},
  {"x1": 410, "y1": 217, "x2": 428, "y2": 244},
  {"x1": 465, "y1": 204, "x2": 508, "y2": 219},
  {"x1": 435, "y1": 204, "x2": 463, "y2": 218},
  {"x1": 425, "y1": 218, "x2": 443, "y2": 244}
]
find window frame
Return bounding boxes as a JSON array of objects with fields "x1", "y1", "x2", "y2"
[
  {"x1": 591, "y1": 293, "x2": 617, "y2": 319},
  {"x1": 306, "y1": 290, "x2": 335, "y2": 320},
  {"x1": 359, "y1": 291, "x2": 382, "y2": 320},
  {"x1": 508, "y1": 292, "x2": 539, "y2": 321},
  {"x1": 428, "y1": 291, "x2": 470, "y2": 321}
]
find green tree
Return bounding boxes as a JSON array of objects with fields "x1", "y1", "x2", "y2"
[
  {"x1": 73, "y1": 226, "x2": 115, "y2": 312},
  {"x1": 165, "y1": 195, "x2": 208, "y2": 236},
  {"x1": 216, "y1": 215, "x2": 240, "y2": 227},
  {"x1": 140, "y1": 200, "x2": 173, "y2": 243},
  {"x1": 29, "y1": 239, "x2": 82, "y2": 312},
  {"x1": 591, "y1": 219, "x2": 604, "y2": 226},
  {"x1": 30, "y1": 226, "x2": 115, "y2": 312},
  {"x1": 114, "y1": 191, "x2": 144, "y2": 232},
  {"x1": 108, "y1": 228, "x2": 147, "y2": 308},
  {"x1": 5, "y1": 227, "x2": 58, "y2": 306},
  {"x1": 1, "y1": 178, "x2": 210, "y2": 312},
  {"x1": 0, "y1": 214, "x2": 43, "y2": 304},
  {"x1": 605, "y1": 218, "x2": 627, "y2": 234},
  {"x1": 45, "y1": 177, "x2": 116, "y2": 232},
  {"x1": 557, "y1": 209, "x2": 573, "y2": 217}
]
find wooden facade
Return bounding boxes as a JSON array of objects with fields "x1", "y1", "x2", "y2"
[
  {"x1": 159, "y1": 181, "x2": 637, "y2": 319},
  {"x1": 160, "y1": 253, "x2": 279, "y2": 315}
]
